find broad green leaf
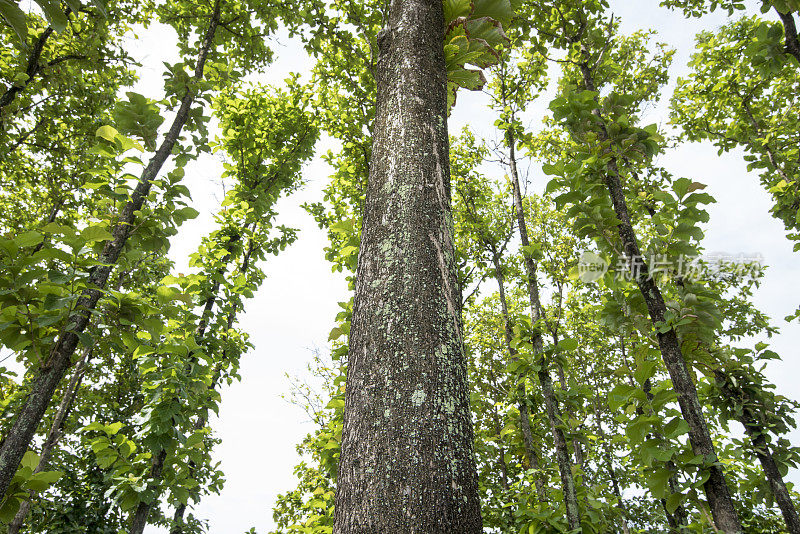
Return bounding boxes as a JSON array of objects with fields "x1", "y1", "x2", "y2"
[
  {"x1": 33, "y1": 0, "x2": 68, "y2": 32},
  {"x1": 444, "y1": 0, "x2": 472, "y2": 24},
  {"x1": 0, "y1": 0, "x2": 27, "y2": 46},
  {"x1": 15, "y1": 231, "x2": 43, "y2": 247},
  {"x1": 173, "y1": 206, "x2": 200, "y2": 224},
  {"x1": 80, "y1": 225, "x2": 113, "y2": 243},
  {"x1": 471, "y1": 0, "x2": 514, "y2": 26},
  {"x1": 557, "y1": 338, "x2": 579, "y2": 352},
  {"x1": 666, "y1": 492, "x2": 684, "y2": 514},
  {"x1": 96, "y1": 125, "x2": 120, "y2": 143},
  {"x1": 20, "y1": 451, "x2": 39, "y2": 471},
  {"x1": 449, "y1": 67, "x2": 486, "y2": 91}
]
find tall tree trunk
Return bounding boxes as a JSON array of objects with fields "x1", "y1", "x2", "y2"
[
  {"x1": 775, "y1": 9, "x2": 800, "y2": 64},
  {"x1": 489, "y1": 251, "x2": 548, "y2": 503},
  {"x1": 6, "y1": 347, "x2": 90, "y2": 534},
  {"x1": 715, "y1": 371, "x2": 800, "y2": 534},
  {"x1": 332, "y1": 0, "x2": 481, "y2": 531},
  {"x1": 168, "y1": 234, "x2": 259, "y2": 533},
  {"x1": 0, "y1": 0, "x2": 222, "y2": 503},
  {"x1": 127, "y1": 233, "x2": 243, "y2": 534},
  {"x1": 129, "y1": 449, "x2": 167, "y2": 534},
  {"x1": 602, "y1": 156, "x2": 741, "y2": 534},
  {"x1": 620, "y1": 338, "x2": 689, "y2": 531},
  {"x1": 506, "y1": 128, "x2": 581, "y2": 530},
  {"x1": 576, "y1": 55, "x2": 742, "y2": 533},
  {"x1": 588, "y1": 371, "x2": 630, "y2": 534},
  {"x1": 552, "y1": 334, "x2": 585, "y2": 473}
]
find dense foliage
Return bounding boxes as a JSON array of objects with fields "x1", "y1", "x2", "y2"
[{"x1": 0, "y1": 0, "x2": 798, "y2": 532}]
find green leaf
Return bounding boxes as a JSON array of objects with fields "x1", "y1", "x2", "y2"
[
  {"x1": 106, "y1": 422, "x2": 123, "y2": 435},
  {"x1": 557, "y1": 338, "x2": 579, "y2": 352},
  {"x1": 113, "y1": 92, "x2": 165, "y2": 150},
  {"x1": 666, "y1": 492, "x2": 684, "y2": 514},
  {"x1": 90, "y1": 0, "x2": 107, "y2": 17},
  {"x1": 186, "y1": 431, "x2": 205, "y2": 449},
  {"x1": 33, "y1": 0, "x2": 68, "y2": 32},
  {"x1": 20, "y1": 451, "x2": 39, "y2": 471},
  {"x1": 25, "y1": 470, "x2": 63, "y2": 492},
  {"x1": 326, "y1": 398, "x2": 345, "y2": 410},
  {"x1": 80, "y1": 225, "x2": 113, "y2": 243},
  {"x1": 15, "y1": 231, "x2": 43, "y2": 248},
  {"x1": 0, "y1": 0, "x2": 28, "y2": 46},
  {"x1": 173, "y1": 206, "x2": 200, "y2": 224},
  {"x1": 471, "y1": 0, "x2": 514, "y2": 27},
  {"x1": 12, "y1": 72, "x2": 29, "y2": 86},
  {"x1": 448, "y1": 67, "x2": 486, "y2": 91},
  {"x1": 464, "y1": 16, "x2": 509, "y2": 49},
  {"x1": 634, "y1": 360, "x2": 658, "y2": 386},
  {"x1": 96, "y1": 125, "x2": 120, "y2": 143},
  {"x1": 444, "y1": 0, "x2": 472, "y2": 24},
  {"x1": 0, "y1": 495, "x2": 21, "y2": 523},
  {"x1": 647, "y1": 467, "x2": 674, "y2": 499}
]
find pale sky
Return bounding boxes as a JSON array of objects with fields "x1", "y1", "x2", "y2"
[{"x1": 103, "y1": 1, "x2": 800, "y2": 532}]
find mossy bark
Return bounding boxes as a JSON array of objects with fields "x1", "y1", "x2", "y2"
[{"x1": 333, "y1": 1, "x2": 481, "y2": 532}]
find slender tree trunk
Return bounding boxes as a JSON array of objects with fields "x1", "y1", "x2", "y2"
[
  {"x1": 6, "y1": 347, "x2": 91, "y2": 534},
  {"x1": 129, "y1": 449, "x2": 167, "y2": 534},
  {"x1": 488, "y1": 400, "x2": 510, "y2": 492},
  {"x1": 588, "y1": 371, "x2": 630, "y2": 534},
  {"x1": 0, "y1": 0, "x2": 222, "y2": 504},
  {"x1": 576, "y1": 55, "x2": 742, "y2": 533},
  {"x1": 332, "y1": 1, "x2": 481, "y2": 531},
  {"x1": 552, "y1": 334, "x2": 585, "y2": 473},
  {"x1": 506, "y1": 128, "x2": 581, "y2": 530},
  {"x1": 169, "y1": 238, "x2": 257, "y2": 533},
  {"x1": 620, "y1": 338, "x2": 688, "y2": 531},
  {"x1": 489, "y1": 252, "x2": 548, "y2": 503},
  {"x1": 715, "y1": 371, "x2": 800, "y2": 534},
  {"x1": 128, "y1": 237, "x2": 240, "y2": 534},
  {"x1": 0, "y1": 20, "x2": 56, "y2": 112},
  {"x1": 639, "y1": 378, "x2": 690, "y2": 533},
  {"x1": 602, "y1": 159, "x2": 741, "y2": 534},
  {"x1": 775, "y1": 9, "x2": 800, "y2": 64}
]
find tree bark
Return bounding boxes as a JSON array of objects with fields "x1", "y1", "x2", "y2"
[
  {"x1": 6, "y1": 347, "x2": 91, "y2": 534},
  {"x1": 575, "y1": 53, "x2": 742, "y2": 533},
  {"x1": 489, "y1": 251, "x2": 548, "y2": 503},
  {"x1": 129, "y1": 448, "x2": 167, "y2": 534},
  {"x1": 588, "y1": 371, "x2": 630, "y2": 534},
  {"x1": 0, "y1": 24, "x2": 55, "y2": 113},
  {"x1": 506, "y1": 128, "x2": 581, "y2": 530},
  {"x1": 0, "y1": 0, "x2": 222, "y2": 502},
  {"x1": 602, "y1": 160, "x2": 741, "y2": 534},
  {"x1": 775, "y1": 9, "x2": 800, "y2": 64},
  {"x1": 128, "y1": 217, "x2": 241, "y2": 534},
  {"x1": 715, "y1": 371, "x2": 800, "y2": 534},
  {"x1": 553, "y1": 336, "x2": 585, "y2": 473},
  {"x1": 332, "y1": 0, "x2": 482, "y2": 531}
]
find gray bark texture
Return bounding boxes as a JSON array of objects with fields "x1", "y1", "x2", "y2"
[
  {"x1": 7, "y1": 348, "x2": 90, "y2": 534},
  {"x1": 576, "y1": 54, "x2": 742, "y2": 533},
  {"x1": 332, "y1": 1, "x2": 482, "y2": 532},
  {"x1": 603, "y1": 165, "x2": 742, "y2": 534},
  {"x1": 715, "y1": 371, "x2": 800, "y2": 534},
  {"x1": 506, "y1": 129, "x2": 581, "y2": 530},
  {"x1": 0, "y1": 0, "x2": 221, "y2": 503},
  {"x1": 775, "y1": 9, "x2": 800, "y2": 64},
  {"x1": 489, "y1": 247, "x2": 548, "y2": 503}
]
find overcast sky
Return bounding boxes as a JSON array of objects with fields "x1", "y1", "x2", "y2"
[{"x1": 121, "y1": 1, "x2": 800, "y2": 532}]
